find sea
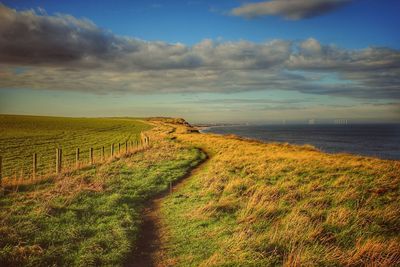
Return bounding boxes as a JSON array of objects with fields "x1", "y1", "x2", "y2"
[{"x1": 202, "y1": 124, "x2": 400, "y2": 160}]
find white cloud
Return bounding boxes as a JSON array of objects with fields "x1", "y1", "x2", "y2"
[
  {"x1": 0, "y1": 5, "x2": 400, "y2": 100},
  {"x1": 231, "y1": 0, "x2": 352, "y2": 20}
]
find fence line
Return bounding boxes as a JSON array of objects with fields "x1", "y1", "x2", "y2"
[{"x1": 0, "y1": 133, "x2": 151, "y2": 188}]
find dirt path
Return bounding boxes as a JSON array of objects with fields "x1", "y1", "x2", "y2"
[{"x1": 126, "y1": 151, "x2": 209, "y2": 267}]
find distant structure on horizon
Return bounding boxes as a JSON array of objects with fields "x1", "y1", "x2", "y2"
[
  {"x1": 334, "y1": 119, "x2": 348, "y2": 125},
  {"x1": 308, "y1": 119, "x2": 315, "y2": 125}
]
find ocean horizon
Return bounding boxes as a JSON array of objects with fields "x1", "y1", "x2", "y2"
[{"x1": 202, "y1": 123, "x2": 400, "y2": 160}]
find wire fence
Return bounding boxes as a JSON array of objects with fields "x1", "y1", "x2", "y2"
[{"x1": 0, "y1": 133, "x2": 150, "y2": 188}]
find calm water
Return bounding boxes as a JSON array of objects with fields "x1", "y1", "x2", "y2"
[{"x1": 202, "y1": 124, "x2": 400, "y2": 160}]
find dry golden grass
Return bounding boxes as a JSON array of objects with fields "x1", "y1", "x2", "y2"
[{"x1": 159, "y1": 122, "x2": 400, "y2": 266}]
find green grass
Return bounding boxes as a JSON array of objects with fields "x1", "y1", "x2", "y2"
[
  {"x1": 0, "y1": 130, "x2": 206, "y2": 266},
  {"x1": 2, "y1": 118, "x2": 399, "y2": 266},
  {"x1": 0, "y1": 115, "x2": 151, "y2": 178},
  {"x1": 162, "y1": 166, "x2": 240, "y2": 266}
]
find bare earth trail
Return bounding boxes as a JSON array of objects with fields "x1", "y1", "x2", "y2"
[{"x1": 126, "y1": 149, "x2": 209, "y2": 267}]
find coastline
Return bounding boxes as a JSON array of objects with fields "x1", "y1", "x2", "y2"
[
  {"x1": 200, "y1": 124, "x2": 400, "y2": 161},
  {"x1": 160, "y1": 119, "x2": 400, "y2": 266},
  {"x1": 1, "y1": 117, "x2": 399, "y2": 266}
]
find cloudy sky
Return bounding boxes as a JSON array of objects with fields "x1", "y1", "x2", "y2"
[{"x1": 0, "y1": 0, "x2": 399, "y2": 123}]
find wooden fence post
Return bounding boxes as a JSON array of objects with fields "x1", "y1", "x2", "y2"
[
  {"x1": 111, "y1": 144, "x2": 114, "y2": 158},
  {"x1": 101, "y1": 146, "x2": 105, "y2": 161},
  {"x1": 76, "y1": 148, "x2": 80, "y2": 168},
  {"x1": 118, "y1": 143, "x2": 121, "y2": 154},
  {"x1": 0, "y1": 156, "x2": 2, "y2": 183},
  {"x1": 90, "y1": 148, "x2": 94, "y2": 165},
  {"x1": 125, "y1": 141, "x2": 128, "y2": 154},
  {"x1": 59, "y1": 148, "x2": 63, "y2": 174},
  {"x1": 33, "y1": 153, "x2": 37, "y2": 179},
  {"x1": 56, "y1": 148, "x2": 62, "y2": 175},
  {"x1": 56, "y1": 148, "x2": 59, "y2": 174}
]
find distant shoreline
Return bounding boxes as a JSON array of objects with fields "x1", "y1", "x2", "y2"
[{"x1": 200, "y1": 124, "x2": 400, "y2": 160}]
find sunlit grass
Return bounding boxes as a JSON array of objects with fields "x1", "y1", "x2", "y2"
[
  {"x1": 160, "y1": 127, "x2": 400, "y2": 266},
  {"x1": 1, "y1": 118, "x2": 398, "y2": 266},
  {"x1": 0, "y1": 122, "x2": 206, "y2": 266},
  {"x1": 0, "y1": 115, "x2": 151, "y2": 179}
]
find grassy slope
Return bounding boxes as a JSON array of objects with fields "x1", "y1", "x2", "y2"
[
  {"x1": 160, "y1": 125, "x2": 400, "y2": 266},
  {"x1": 0, "y1": 122, "x2": 206, "y2": 266},
  {"x1": 0, "y1": 115, "x2": 151, "y2": 178}
]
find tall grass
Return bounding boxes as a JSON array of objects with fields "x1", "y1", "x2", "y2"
[
  {"x1": 1, "y1": 117, "x2": 398, "y2": 266},
  {"x1": 160, "y1": 124, "x2": 400, "y2": 266}
]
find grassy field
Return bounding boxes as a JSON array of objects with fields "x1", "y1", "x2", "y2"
[
  {"x1": 1, "y1": 117, "x2": 399, "y2": 266},
  {"x1": 0, "y1": 115, "x2": 151, "y2": 179},
  {"x1": 0, "y1": 121, "x2": 206, "y2": 266},
  {"x1": 158, "y1": 122, "x2": 400, "y2": 266}
]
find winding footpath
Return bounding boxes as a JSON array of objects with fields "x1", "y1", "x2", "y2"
[{"x1": 126, "y1": 149, "x2": 209, "y2": 267}]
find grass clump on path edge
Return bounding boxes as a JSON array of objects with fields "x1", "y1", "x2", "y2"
[{"x1": 0, "y1": 128, "x2": 206, "y2": 266}]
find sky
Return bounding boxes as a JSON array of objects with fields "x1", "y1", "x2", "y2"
[{"x1": 0, "y1": 0, "x2": 399, "y2": 123}]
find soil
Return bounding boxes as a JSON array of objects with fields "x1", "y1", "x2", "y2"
[{"x1": 126, "y1": 151, "x2": 208, "y2": 267}]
